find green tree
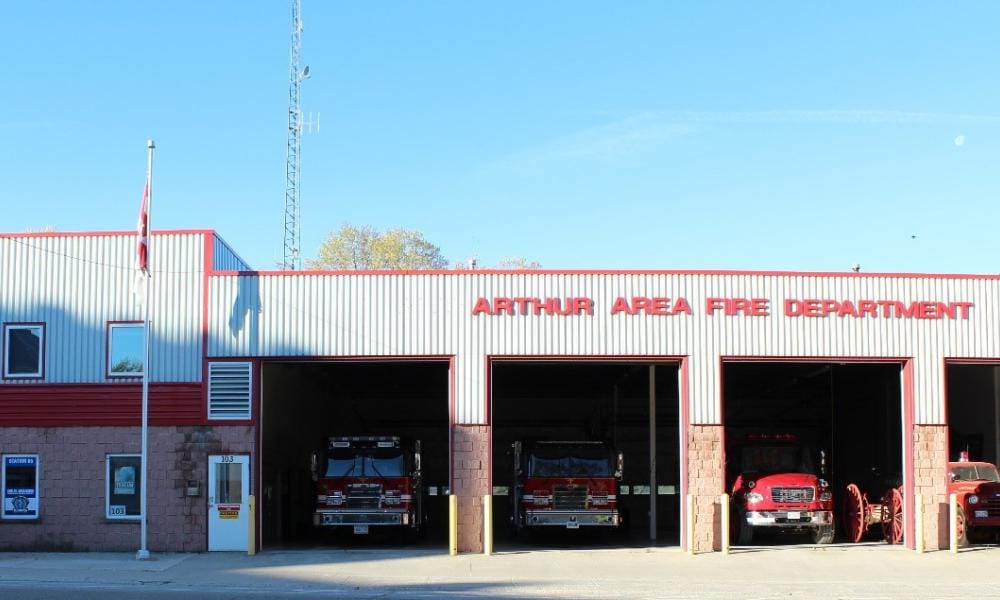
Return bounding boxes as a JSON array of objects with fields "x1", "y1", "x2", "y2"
[{"x1": 308, "y1": 224, "x2": 448, "y2": 270}]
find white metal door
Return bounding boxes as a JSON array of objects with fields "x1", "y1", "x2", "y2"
[{"x1": 208, "y1": 454, "x2": 250, "y2": 551}]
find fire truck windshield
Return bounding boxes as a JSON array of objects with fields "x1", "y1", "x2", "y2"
[
  {"x1": 950, "y1": 464, "x2": 1000, "y2": 483},
  {"x1": 527, "y1": 447, "x2": 613, "y2": 477},
  {"x1": 741, "y1": 445, "x2": 815, "y2": 475},
  {"x1": 325, "y1": 457, "x2": 358, "y2": 477},
  {"x1": 325, "y1": 450, "x2": 406, "y2": 477}
]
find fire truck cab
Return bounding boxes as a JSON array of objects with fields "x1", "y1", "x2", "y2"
[
  {"x1": 511, "y1": 440, "x2": 624, "y2": 531},
  {"x1": 310, "y1": 436, "x2": 423, "y2": 535},
  {"x1": 948, "y1": 451, "x2": 1000, "y2": 546},
  {"x1": 729, "y1": 433, "x2": 835, "y2": 544}
]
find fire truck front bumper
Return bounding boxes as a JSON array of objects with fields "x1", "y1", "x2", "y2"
[
  {"x1": 314, "y1": 509, "x2": 411, "y2": 527},
  {"x1": 524, "y1": 509, "x2": 620, "y2": 528},
  {"x1": 744, "y1": 510, "x2": 834, "y2": 528}
]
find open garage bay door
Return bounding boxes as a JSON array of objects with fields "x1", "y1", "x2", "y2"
[
  {"x1": 724, "y1": 362, "x2": 903, "y2": 547},
  {"x1": 491, "y1": 361, "x2": 681, "y2": 548},
  {"x1": 260, "y1": 361, "x2": 450, "y2": 549},
  {"x1": 946, "y1": 363, "x2": 1000, "y2": 546}
]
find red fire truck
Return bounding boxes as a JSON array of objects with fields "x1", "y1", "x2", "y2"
[
  {"x1": 511, "y1": 440, "x2": 624, "y2": 531},
  {"x1": 310, "y1": 436, "x2": 422, "y2": 536},
  {"x1": 949, "y1": 451, "x2": 1000, "y2": 546},
  {"x1": 729, "y1": 434, "x2": 835, "y2": 544}
]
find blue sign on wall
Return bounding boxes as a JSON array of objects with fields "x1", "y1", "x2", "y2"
[{"x1": 3, "y1": 454, "x2": 39, "y2": 519}]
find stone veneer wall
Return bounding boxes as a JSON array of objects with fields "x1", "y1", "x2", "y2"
[
  {"x1": 452, "y1": 424, "x2": 489, "y2": 553},
  {"x1": 913, "y1": 424, "x2": 948, "y2": 550},
  {"x1": 0, "y1": 426, "x2": 254, "y2": 551},
  {"x1": 688, "y1": 425, "x2": 723, "y2": 553}
]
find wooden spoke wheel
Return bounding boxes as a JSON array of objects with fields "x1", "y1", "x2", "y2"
[
  {"x1": 880, "y1": 487, "x2": 904, "y2": 545},
  {"x1": 843, "y1": 483, "x2": 868, "y2": 543}
]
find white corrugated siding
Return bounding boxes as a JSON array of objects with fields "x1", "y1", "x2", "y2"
[
  {"x1": 212, "y1": 234, "x2": 252, "y2": 272},
  {"x1": 209, "y1": 271, "x2": 1000, "y2": 426},
  {"x1": 0, "y1": 232, "x2": 204, "y2": 383}
]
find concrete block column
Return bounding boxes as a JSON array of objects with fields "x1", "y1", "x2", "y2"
[
  {"x1": 687, "y1": 425, "x2": 724, "y2": 553},
  {"x1": 451, "y1": 424, "x2": 489, "y2": 553},
  {"x1": 913, "y1": 424, "x2": 948, "y2": 550}
]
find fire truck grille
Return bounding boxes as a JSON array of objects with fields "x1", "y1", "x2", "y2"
[
  {"x1": 346, "y1": 484, "x2": 382, "y2": 510},
  {"x1": 771, "y1": 487, "x2": 815, "y2": 503},
  {"x1": 553, "y1": 485, "x2": 587, "y2": 510},
  {"x1": 982, "y1": 497, "x2": 1000, "y2": 516}
]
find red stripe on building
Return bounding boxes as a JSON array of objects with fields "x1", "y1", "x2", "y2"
[{"x1": 0, "y1": 383, "x2": 203, "y2": 426}]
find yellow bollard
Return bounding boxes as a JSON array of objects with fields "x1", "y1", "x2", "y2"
[
  {"x1": 720, "y1": 494, "x2": 730, "y2": 555},
  {"x1": 483, "y1": 494, "x2": 493, "y2": 556},
  {"x1": 949, "y1": 493, "x2": 959, "y2": 554},
  {"x1": 914, "y1": 493, "x2": 924, "y2": 554},
  {"x1": 247, "y1": 495, "x2": 257, "y2": 556},
  {"x1": 449, "y1": 494, "x2": 459, "y2": 556},
  {"x1": 686, "y1": 494, "x2": 696, "y2": 555}
]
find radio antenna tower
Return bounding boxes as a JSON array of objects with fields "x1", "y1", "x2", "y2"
[{"x1": 282, "y1": 0, "x2": 309, "y2": 270}]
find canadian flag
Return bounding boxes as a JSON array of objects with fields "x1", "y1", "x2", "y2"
[{"x1": 136, "y1": 178, "x2": 149, "y2": 274}]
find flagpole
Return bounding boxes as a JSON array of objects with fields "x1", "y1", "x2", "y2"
[{"x1": 137, "y1": 138, "x2": 155, "y2": 561}]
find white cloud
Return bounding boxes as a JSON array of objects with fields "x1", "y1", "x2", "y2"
[{"x1": 477, "y1": 109, "x2": 998, "y2": 174}]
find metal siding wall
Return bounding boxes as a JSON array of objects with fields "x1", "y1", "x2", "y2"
[
  {"x1": 207, "y1": 272, "x2": 1000, "y2": 426},
  {"x1": 212, "y1": 234, "x2": 252, "y2": 272},
  {"x1": 0, "y1": 233, "x2": 204, "y2": 383}
]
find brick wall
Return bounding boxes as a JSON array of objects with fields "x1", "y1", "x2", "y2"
[
  {"x1": 913, "y1": 424, "x2": 948, "y2": 550},
  {"x1": 0, "y1": 425, "x2": 254, "y2": 551},
  {"x1": 688, "y1": 425, "x2": 723, "y2": 553},
  {"x1": 451, "y1": 424, "x2": 488, "y2": 553}
]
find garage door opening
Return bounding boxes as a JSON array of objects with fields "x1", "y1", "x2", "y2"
[
  {"x1": 947, "y1": 363, "x2": 1000, "y2": 465},
  {"x1": 490, "y1": 361, "x2": 681, "y2": 548},
  {"x1": 946, "y1": 362, "x2": 1000, "y2": 546},
  {"x1": 260, "y1": 360, "x2": 450, "y2": 549},
  {"x1": 723, "y1": 361, "x2": 903, "y2": 546}
]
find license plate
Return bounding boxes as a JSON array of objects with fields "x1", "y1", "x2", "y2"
[
  {"x1": 353, "y1": 525, "x2": 369, "y2": 535},
  {"x1": 786, "y1": 512, "x2": 800, "y2": 520},
  {"x1": 975, "y1": 510, "x2": 989, "y2": 519},
  {"x1": 566, "y1": 521, "x2": 580, "y2": 529}
]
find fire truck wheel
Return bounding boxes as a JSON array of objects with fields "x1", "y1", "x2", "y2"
[
  {"x1": 735, "y1": 510, "x2": 754, "y2": 545},
  {"x1": 956, "y1": 507, "x2": 970, "y2": 548},
  {"x1": 812, "y1": 524, "x2": 835, "y2": 545}
]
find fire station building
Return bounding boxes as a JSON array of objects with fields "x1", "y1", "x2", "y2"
[{"x1": 2, "y1": 229, "x2": 998, "y2": 553}]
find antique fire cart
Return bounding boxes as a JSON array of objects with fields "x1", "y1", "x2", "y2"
[{"x1": 841, "y1": 483, "x2": 904, "y2": 544}]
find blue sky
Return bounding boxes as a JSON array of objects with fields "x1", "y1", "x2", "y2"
[{"x1": 2, "y1": 2, "x2": 999, "y2": 273}]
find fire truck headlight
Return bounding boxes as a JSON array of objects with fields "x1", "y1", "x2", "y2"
[
  {"x1": 746, "y1": 492, "x2": 764, "y2": 504},
  {"x1": 819, "y1": 491, "x2": 832, "y2": 502},
  {"x1": 968, "y1": 495, "x2": 979, "y2": 505}
]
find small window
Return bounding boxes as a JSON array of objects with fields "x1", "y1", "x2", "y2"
[
  {"x1": 106, "y1": 455, "x2": 142, "y2": 520},
  {"x1": 108, "y1": 323, "x2": 144, "y2": 377},
  {"x1": 3, "y1": 324, "x2": 44, "y2": 379},
  {"x1": 2, "y1": 454, "x2": 40, "y2": 520}
]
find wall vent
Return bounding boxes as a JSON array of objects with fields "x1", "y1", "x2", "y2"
[{"x1": 208, "y1": 361, "x2": 252, "y2": 420}]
